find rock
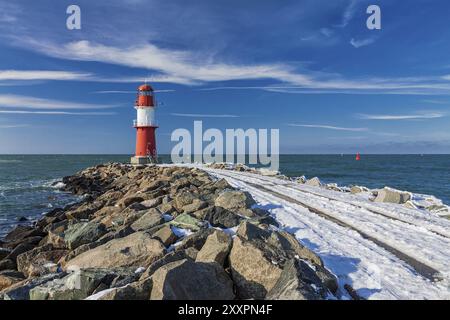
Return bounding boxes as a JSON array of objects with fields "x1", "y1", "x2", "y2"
[
  {"x1": 296, "y1": 176, "x2": 306, "y2": 184},
  {"x1": 373, "y1": 188, "x2": 411, "y2": 204},
  {"x1": 96, "y1": 278, "x2": 152, "y2": 300},
  {"x1": 305, "y1": 177, "x2": 321, "y2": 187},
  {"x1": 64, "y1": 222, "x2": 108, "y2": 250},
  {"x1": 258, "y1": 168, "x2": 280, "y2": 176},
  {"x1": 152, "y1": 225, "x2": 177, "y2": 247},
  {"x1": 0, "y1": 248, "x2": 11, "y2": 260},
  {"x1": 29, "y1": 268, "x2": 134, "y2": 300},
  {"x1": 117, "y1": 196, "x2": 144, "y2": 209},
  {"x1": 265, "y1": 259, "x2": 322, "y2": 300},
  {"x1": 0, "y1": 270, "x2": 25, "y2": 291},
  {"x1": 4, "y1": 225, "x2": 45, "y2": 243},
  {"x1": 174, "y1": 228, "x2": 215, "y2": 252},
  {"x1": 229, "y1": 236, "x2": 283, "y2": 299},
  {"x1": 17, "y1": 217, "x2": 28, "y2": 222},
  {"x1": 66, "y1": 232, "x2": 165, "y2": 269},
  {"x1": 139, "y1": 250, "x2": 190, "y2": 280},
  {"x1": 174, "y1": 190, "x2": 197, "y2": 210},
  {"x1": 204, "y1": 207, "x2": 243, "y2": 228},
  {"x1": 215, "y1": 191, "x2": 256, "y2": 214},
  {"x1": 169, "y1": 213, "x2": 205, "y2": 232},
  {"x1": 1, "y1": 272, "x2": 66, "y2": 300},
  {"x1": 5, "y1": 242, "x2": 36, "y2": 262},
  {"x1": 150, "y1": 259, "x2": 234, "y2": 300},
  {"x1": 66, "y1": 201, "x2": 104, "y2": 220},
  {"x1": 350, "y1": 186, "x2": 364, "y2": 194},
  {"x1": 236, "y1": 221, "x2": 271, "y2": 241},
  {"x1": 0, "y1": 259, "x2": 16, "y2": 271},
  {"x1": 182, "y1": 199, "x2": 207, "y2": 214},
  {"x1": 158, "y1": 202, "x2": 176, "y2": 214},
  {"x1": 140, "y1": 197, "x2": 163, "y2": 209},
  {"x1": 195, "y1": 230, "x2": 232, "y2": 266},
  {"x1": 16, "y1": 246, "x2": 68, "y2": 278},
  {"x1": 130, "y1": 208, "x2": 164, "y2": 232}
]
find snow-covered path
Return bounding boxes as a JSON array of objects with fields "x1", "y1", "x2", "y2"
[{"x1": 199, "y1": 167, "x2": 450, "y2": 300}]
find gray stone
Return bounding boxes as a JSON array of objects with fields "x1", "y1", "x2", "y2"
[
  {"x1": 196, "y1": 230, "x2": 232, "y2": 266},
  {"x1": 305, "y1": 177, "x2": 321, "y2": 187},
  {"x1": 66, "y1": 232, "x2": 165, "y2": 269},
  {"x1": 152, "y1": 225, "x2": 178, "y2": 247},
  {"x1": 64, "y1": 222, "x2": 108, "y2": 250},
  {"x1": 150, "y1": 259, "x2": 234, "y2": 300},
  {"x1": 373, "y1": 188, "x2": 411, "y2": 204},
  {"x1": 130, "y1": 208, "x2": 164, "y2": 232},
  {"x1": 215, "y1": 191, "x2": 256, "y2": 214},
  {"x1": 169, "y1": 213, "x2": 205, "y2": 232}
]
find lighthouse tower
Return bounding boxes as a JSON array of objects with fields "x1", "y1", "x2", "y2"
[{"x1": 130, "y1": 84, "x2": 158, "y2": 165}]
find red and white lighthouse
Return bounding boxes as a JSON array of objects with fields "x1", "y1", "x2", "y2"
[{"x1": 131, "y1": 84, "x2": 158, "y2": 165}]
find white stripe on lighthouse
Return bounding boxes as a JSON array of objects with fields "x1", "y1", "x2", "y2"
[{"x1": 136, "y1": 107, "x2": 155, "y2": 126}]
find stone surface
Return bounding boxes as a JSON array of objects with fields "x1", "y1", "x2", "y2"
[
  {"x1": 16, "y1": 246, "x2": 68, "y2": 278},
  {"x1": 66, "y1": 232, "x2": 165, "y2": 269},
  {"x1": 373, "y1": 188, "x2": 411, "y2": 204},
  {"x1": 229, "y1": 236, "x2": 283, "y2": 299},
  {"x1": 195, "y1": 230, "x2": 232, "y2": 266},
  {"x1": 151, "y1": 225, "x2": 177, "y2": 247},
  {"x1": 0, "y1": 270, "x2": 25, "y2": 291},
  {"x1": 150, "y1": 259, "x2": 234, "y2": 300},
  {"x1": 96, "y1": 278, "x2": 152, "y2": 300},
  {"x1": 130, "y1": 208, "x2": 164, "y2": 232},
  {"x1": 64, "y1": 222, "x2": 108, "y2": 250},
  {"x1": 215, "y1": 191, "x2": 256, "y2": 214},
  {"x1": 169, "y1": 213, "x2": 205, "y2": 232},
  {"x1": 305, "y1": 177, "x2": 321, "y2": 187}
]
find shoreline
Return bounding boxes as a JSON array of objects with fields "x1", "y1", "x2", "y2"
[{"x1": 0, "y1": 163, "x2": 338, "y2": 300}]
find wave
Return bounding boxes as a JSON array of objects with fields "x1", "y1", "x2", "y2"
[{"x1": 0, "y1": 159, "x2": 23, "y2": 163}]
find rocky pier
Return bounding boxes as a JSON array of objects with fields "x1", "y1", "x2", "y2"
[{"x1": 0, "y1": 163, "x2": 337, "y2": 300}]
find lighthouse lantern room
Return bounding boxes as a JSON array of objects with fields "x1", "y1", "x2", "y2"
[{"x1": 130, "y1": 84, "x2": 158, "y2": 165}]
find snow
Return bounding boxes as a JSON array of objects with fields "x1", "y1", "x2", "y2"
[{"x1": 189, "y1": 165, "x2": 450, "y2": 300}]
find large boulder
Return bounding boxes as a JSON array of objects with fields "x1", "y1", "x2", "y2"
[
  {"x1": 229, "y1": 236, "x2": 283, "y2": 299},
  {"x1": 305, "y1": 177, "x2": 321, "y2": 187},
  {"x1": 266, "y1": 259, "x2": 322, "y2": 300},
  {"x1": 215, "y1": 191, "x2": 256, "y2": 215},
  {"x1": 16, "y1": 246, "x2": 68, "y2": 277},
  {"x1": 130, "y1": 208, "x2": 165, "y2": 232},
  {"x1": 29, "y1": 268, "x2": 136, "y2": 300},
  {"x1": 152, "y1": 225, "x2": 178, "y2": 247},
  {"x1": 150, "y1": 259, "x2": 234, "y2": 300},
  {"x1": 204, "y1": 207, "x2": 243, "y2": 228},
  {"x1": 373, "y1": 188, "x2": 411, "y2": 204},
  {"x1": 66, "y1": 232, "x2": 165, "y2": 269},
  {"x1": 64, "y1": 222, "x2": 108, "y2": 250},
  {"x1": 169, "y1": 214, "x2": 205, "y2": 232},
  {"x1": 0, "y1": 273, "x2": 66, "y2": 300},
  {"x1": 196, "y1": 230, "x2": 232, "y2": 266},
  {"x1": 0, "y1": 270, "x2": 25, "y2": 291}
]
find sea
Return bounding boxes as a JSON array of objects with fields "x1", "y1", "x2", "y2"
[{"x1": 1, "y1": 154, "x2": 449, "y2": 238}]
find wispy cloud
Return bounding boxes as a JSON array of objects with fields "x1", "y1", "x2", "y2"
[
  {"x1": 0, "y1": 110, "x2": 116, "y2": 115},
  {"x1": 0, "y1": 94, "x2": 118, "y2": 110},
  {"x1": 93, "y1": 89, "x2": 175, "y2": 94},
  {"x1": 350, "y1": 37, "x2": 376, "y2": 48},
  {"x1": 287, "y1": 123, "x2": 368, "y2": 132},
  {"x1": 0, "y1": 124, "x2": 29, "y2": 129},
  {"x1": 338, "y1": 0, "x2": 359, "y2": 27},
  {"x1": 0, "y1": 70, "x2": 92, "y2": 81},
  {"x1": 171, "y1": 113, "x2": 239, "y2": 118},
  {"x1": 357, "y1": 112, "x2": 445, "y2": 120}
]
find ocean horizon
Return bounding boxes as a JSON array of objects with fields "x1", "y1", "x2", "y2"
[{"x1": 1, "y1": 154, "x2": 449, "y2": 238}]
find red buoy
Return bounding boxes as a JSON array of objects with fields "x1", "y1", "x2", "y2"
[{"x1": 356, "y1": 153, "x2": 361, "y2": 161}]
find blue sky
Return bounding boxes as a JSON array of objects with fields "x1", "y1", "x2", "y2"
[{"x1": 1, "y1": 0, "x2": 450, "y2": 154}]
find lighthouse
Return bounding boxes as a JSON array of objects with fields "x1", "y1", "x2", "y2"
[{"x1": 130, "y1": 84, "x2": 158, "y2": 165}]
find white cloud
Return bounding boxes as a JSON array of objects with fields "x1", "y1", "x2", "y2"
[
  {"x1": 0, "y1": 110, "x2": 116, "y2": 115},
  {"x1": 170, "y1": 113, "x2": 239, "y2": 118},
  {"x1": 0, "y1": 94, "x2": 118, "y2": 110},
  {"x1": 357, "y1": 112, "x2": 445, "y2": 120},
  {"x1": 0, "y1": 70, "x2": 92, "y2": 81},
  {"x1": 10, "y1": 39, "x2": 450, "y2": 95},
  {"x1": 350, "y1": 37, "x2": 376, "y2": 48},
  {"x1": 287, "y1": 123, "x2": 368, "y2": 132},
  {"x1": 0, "y1": 124, "x2": 28, "y2": 128}
]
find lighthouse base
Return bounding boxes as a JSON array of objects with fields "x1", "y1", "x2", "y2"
[{"x1": 130, "y1": 156, "x2": 157, "y2": 165}]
